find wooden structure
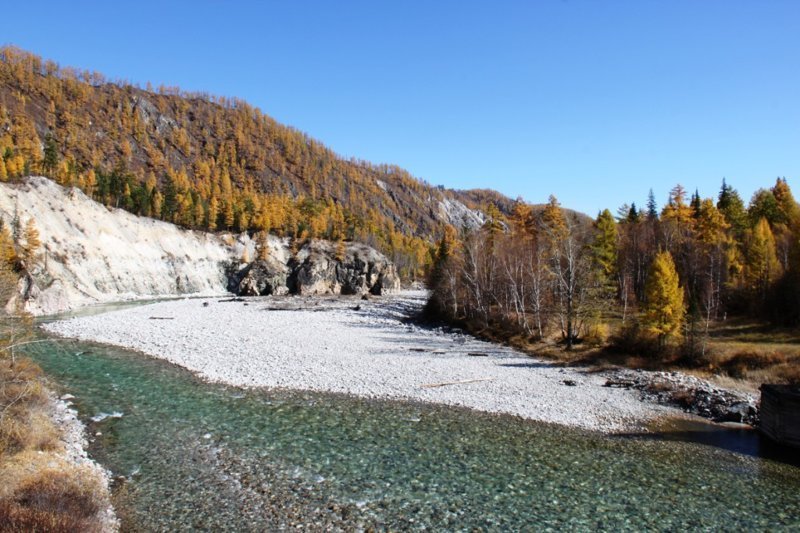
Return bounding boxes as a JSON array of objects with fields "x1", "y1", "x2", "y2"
[{"x1": 760, "y1": 384, "x2": 800, "y2": 448}]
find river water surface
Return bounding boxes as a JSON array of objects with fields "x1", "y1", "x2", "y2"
[{"x1": 26, "y1": 331, "x2": 800, "y2": 531}]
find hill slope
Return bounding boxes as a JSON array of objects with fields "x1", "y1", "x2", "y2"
[{"x1": 0, "y1": 46, "x2": 504, "y2": 277}]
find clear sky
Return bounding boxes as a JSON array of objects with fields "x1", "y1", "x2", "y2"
[{"x1": 2, "y1": 1, "x2": 799, "y2": 215}]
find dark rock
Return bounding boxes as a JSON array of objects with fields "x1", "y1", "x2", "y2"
[
  {"x1": 361, "y1": 294, "x2": 369, "y2": 301},
  {"x1": 202, "y1": 302, "x2": 209, "y2": 307},
  {"x1": 234, "y1": 258, "x2": 289, "y2": 296},
  {"x1": 562, "y1": 379, "x2": 578, "y2": 386},
  {"x1": 716, "y1": 401, "x2": 756, "y2": 424},
  {"x1": 228, "y1": 239, "x2": 400, "y2": 297},
  {"x1": 604, "y1": 369, "x2": 759, "y2": 426}
]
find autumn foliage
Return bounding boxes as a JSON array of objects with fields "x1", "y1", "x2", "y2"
[
  {"x1": 428, "y1": 177, "x2": 800, "y2": 361},
  {"x1": 0, "y1": 46, "x2": 448, "y2": 279}
]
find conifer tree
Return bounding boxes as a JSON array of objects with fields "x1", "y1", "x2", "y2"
[
  {"x1": 642, "y1": 250, "x2": 685, "y2": 349},
  {"x1": 592, "y1": 209, "x2": 618, "y2": 295},
  {"x1": 748, "y1": 189, "x2": 781, "y2": 226},
  {"x1": 771, "y1": 178, "x2": 800, "y2": 226},
  {"x1": 646, "y1": 189, "x2": 658, "y2": 221},
  {"x1": 744, "y1": 217, "x2": 781, "y2": 299},
  {"x1": 256, "y1": 231, "x2": 270, "y2": 261},
  {"x1": 19, "y1": 218, "x2": 40, "y2": 268},
  {"x1": 0, "y1": 222, "x2": 16, "y2": 268},
  {"x1": 717, "y1": 179, "x2": 747, "y2": 238},
  {"x1": 510, "y1": 198, "x2": 533, "y2": 237}
]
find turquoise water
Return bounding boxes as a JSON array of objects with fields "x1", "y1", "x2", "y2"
[{"x1": 27, "y1": 337, "x2": 800, "y2": 531}]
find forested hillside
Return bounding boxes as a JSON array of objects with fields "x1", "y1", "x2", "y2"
[{"x1": 0, "y1": 46, "x2": 503, "y2": 278}]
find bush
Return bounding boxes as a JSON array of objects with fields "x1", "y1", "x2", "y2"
[
  {"x1": 583, "y1": 322, "x2": 611, "y2": 346},
  {"x1": 0, "y1": 499, "x2": 102, "y2": 533},
  {"x1": 0, "y1": 455, "x2": 106, "y2": 533},
  {"x1": 0, "y1": 359, "x2": 109, "y2": 532},
  {"x1": 607, "y1": 321, "x2": 661, "y2": 357}
]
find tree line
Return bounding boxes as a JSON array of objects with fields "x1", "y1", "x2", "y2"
[{"x1": 428, "y1": 178, "x2": 800, "y2": 358}]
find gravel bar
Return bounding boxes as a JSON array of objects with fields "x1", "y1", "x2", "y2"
[{"x1": 44, "y1": 291, "x2": 671, "y2": 433}]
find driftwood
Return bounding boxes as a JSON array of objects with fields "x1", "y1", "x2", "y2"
[
  {"x1": 467, "y1": 352, "x2": 488, "y2": 357},
  {"x1": 148, "y1": 316, "x2": 174, "y2": 320},
  {"x1": 420, "y1": 377, "x2": 493, "y2": 388}
]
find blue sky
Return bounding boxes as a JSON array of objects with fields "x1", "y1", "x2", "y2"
[{"x1": 2, "y1": 1, "x2": 799, "y2": 215}]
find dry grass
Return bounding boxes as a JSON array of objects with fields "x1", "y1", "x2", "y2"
[
  {"x1": 703, "y1": 318, "x2": 800, "y2": 385},
  {"x1": 0, "y1": 358, "x2": 109, "y2": 532},
  {"x1": 0, "y1": 359, "x2": 59, "y2": 456},
  {"x1": 0, "y1": 453, "x2": 105, "y2": 533}
]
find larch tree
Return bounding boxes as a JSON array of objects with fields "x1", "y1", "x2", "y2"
[
  {"x1": 541, "y1": 196, "x2": 591, "y2": 349},
  {"x1": 591, "y1": 209, "x2": 618, "y2": 298},
  {"x1": 18, "y1": 218, "x2": 40, "y2": 270},
  {"x1": 428, "y1": 225, "x2": 460, "y2": 318},
  {"x1": 0, "y1": 222, "x2": 16, "y2": 268},
  {"x1": 744, "y1": 217, "x2": 781, "y2": 301},
  {"x1": 642, "y1": 250, "x2": 685, "y2": 350}
]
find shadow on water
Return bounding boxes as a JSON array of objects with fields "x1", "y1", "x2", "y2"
[{"x1": 618, "y1": 417, "x2": 800, "y2": 468}]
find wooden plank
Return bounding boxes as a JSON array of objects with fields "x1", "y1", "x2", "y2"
[{"x1": 420, "y1": 378, "x2": 493, "y2": 389}]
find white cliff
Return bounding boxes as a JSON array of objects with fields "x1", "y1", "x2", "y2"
[{"x1": 0, "y1": 177, "x2": 399, "y2": 315}]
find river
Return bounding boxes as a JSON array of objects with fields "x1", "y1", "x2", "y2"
[{"x1": 24, "y1": 327, "x2": 800, "y2": 531}]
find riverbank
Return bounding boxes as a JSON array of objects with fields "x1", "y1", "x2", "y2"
[
  {"x1": 0, "y1": 358, "x2": 117, "y2": 531},
  {"x1": 44, "y1": 291, "x2": 677, "y2": 433}
]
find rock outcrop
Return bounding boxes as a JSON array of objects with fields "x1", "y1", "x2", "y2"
[
  {"x1": 228, "y1": 240, "x2": 400, "y2": 297},
  {"x1": 604, "y1": 369, "x2": 759, "y2": 425},
  {"x1": 230, "y1": 256, "x2": 289, "y2": 296}
]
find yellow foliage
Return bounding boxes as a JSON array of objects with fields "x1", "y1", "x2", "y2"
[{"x1": 642, "y1": 251, "x2": 685, "y2": 347}]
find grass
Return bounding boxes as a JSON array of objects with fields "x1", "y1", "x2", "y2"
[
  {"x1": 464, "y1": 314, "x2": 800, "y2": 390},
  {"x1": 0, "y1": 358, "x2": 110, "y2": 532},
  {"x1": 703, "y1": 319, "x2": 800, "y2": 386}
]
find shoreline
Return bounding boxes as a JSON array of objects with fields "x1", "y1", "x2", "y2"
[
  {"x1": 44, "y1": 291, "x2": 676, "y2": 433},
  {"x1": 49, "y1": 393, "x2": 119, "y2": 532}
]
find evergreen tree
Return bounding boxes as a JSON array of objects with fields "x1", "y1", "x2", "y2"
[
  {"x1": 646, "y1": 189, "x2": 658, "y2": 221},
  {"x1": 691, "y1": 188, "x2": 702, "y2": 218},
  {"x1": 627, "y1": 202, "x2": 640, "y2": 223},
  {"x1": 748, "y1": 189, "x2": 781, "y2": 226},
  {"x1": 717, "y1": 179, "x2": 748, "y2": 238},
  {"x1": 42, "y1": 133, "x2": 59, "y2": 175}
]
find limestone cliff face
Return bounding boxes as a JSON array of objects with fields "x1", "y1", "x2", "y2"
[
  {"x1": 0, "y1": 177, "x2": 400, "y2": 315},
  {"x1": 0, "y1": 177, "x2": 233, "y2": 315}
]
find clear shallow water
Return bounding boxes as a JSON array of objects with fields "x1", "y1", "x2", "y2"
[{"x1": 26, "y1": 337, "x2": 800, "y2": 531}]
